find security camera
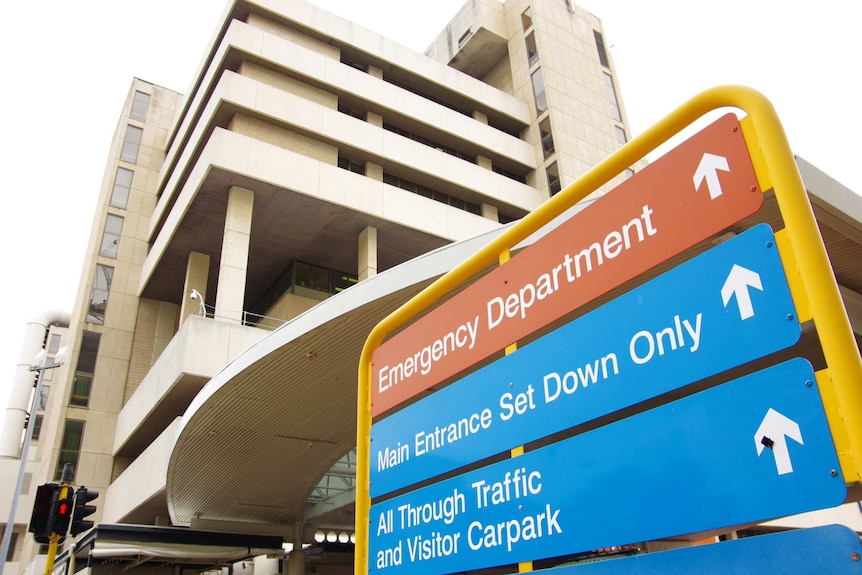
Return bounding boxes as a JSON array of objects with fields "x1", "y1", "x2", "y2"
[{"x1": 189, "y1": 291, "x2": 198, "y2": 300}]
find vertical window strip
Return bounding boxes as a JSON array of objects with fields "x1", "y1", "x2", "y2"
[
  {"x1": 87, "y1": 265, "x2": 114, "y2": 324},
  {"x1": 130, "y1": 91, "x2": 150, "y2": 121},
  {"x1": 120, "y1": 125, "x2": 143, "y2": 163},
  {"x1": 54, "y1": 420, "x2": 85, "y2": 480},
  {"x1": 110, "y1": 167, "x2": 134, "y2": 209}
]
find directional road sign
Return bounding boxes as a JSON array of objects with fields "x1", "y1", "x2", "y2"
[
  {"x1": 544, "y1": 524, "x2": 862, "y2": 575},
  {"x1": 371, "y1": 113, "x2": 763, "y2": 416},
  {"x1": 371, "y1": 224, "x2": 799, "y2": 496},
  {"x1": 369, "y1": 358, "x2": 845, "y2": 575}
]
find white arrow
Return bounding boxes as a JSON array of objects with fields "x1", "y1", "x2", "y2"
[
  {"x1": 693, "y1": 153, "x2": 730, "y2": 200},
  {"x1": 755, "y1": 408, "x2": 803, "y2": 475},
  {"x1": 721, "y1": 264, "x2": 763, "y2": 320}
]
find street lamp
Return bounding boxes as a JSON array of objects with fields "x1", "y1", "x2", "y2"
[
  {"x1": 189, "y1": 289, "x2": 206, "y2": 317},
  {"x1": 0, "y1": 347, "x2": 67, "y2": 575}
]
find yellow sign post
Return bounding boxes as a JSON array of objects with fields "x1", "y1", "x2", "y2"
[{"x1": 354, "y1": 85, "x2": 862, "y2": 575}]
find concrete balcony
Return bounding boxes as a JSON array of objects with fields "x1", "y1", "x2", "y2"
[
  {"x1": 104, "y1": 418, "x2": 179, "y2": 524},
  {"x1": 113, "y1": 316, "x2": 268, "y2": 459}
]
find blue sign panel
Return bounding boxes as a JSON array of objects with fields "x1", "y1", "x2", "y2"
[
  {"x1": 369, "y1": 359, "x2": 845, "y2": 575},
  {"x1": 372, "y1": 224, "x2": 799, "y2": 497},
  {"x1": 545, "y1": 524, "x2": 862, "y2": 575}
]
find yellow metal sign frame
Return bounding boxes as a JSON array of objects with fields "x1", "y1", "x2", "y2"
[{"x1": 354, "y1": 85, "x2": 862, "y2": 575}]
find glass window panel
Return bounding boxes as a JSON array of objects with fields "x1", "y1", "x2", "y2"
[
  {"x1": 38, "y1": 386, "x2": 50, "y2": 411},
  {"x1": 48, "y1": 334, "x2": 61, "y2": 355},
  {"x1": 616, "y1": 126, "x2": 628, "y2": 146},
  {"x1": 110, "y1": 167, "x2": 134, "y2": 208},
  {"x1": 604, "y1": 72, "x2": 621, "y2": 121},
  {"x1": 32, "y1": 415, "x2": 43, "y2": 442},
  {"x1": 69, "y1": 375, "x2": 93, "y2": 407},
  {"x1": 87, "y1": 265, "x2": 114, "y2": 324},
  {"x1": 594, "y1": 30, "x2": 610, "y2": 68},
  {"x1": 54, "y1": 420, "x2": 84, "y2": 480},
  {"x1": 531, "y1": 68, "x2": 548, "y2": 115},
  {"x1": 99, "y1": 214, "x2": 124, "y2": 258},
  {"x1": 130, "y1": 91, "x2": 150, "y2": 121},
  {"x1": 521, "y1": 8, "x2": 532, "y2": 30},
  {"x1": 526, "y1": 32, "x2": 539, "y2": 67},
  {"x1": 120, "y1": 125, "x2": 143, "y2": 163},
  {"x1": 547, "y1": 162, "x2": 562, "y2": 196},
  {"x1": 539, "y1": 117, "x2": 555, "y2": 159}
]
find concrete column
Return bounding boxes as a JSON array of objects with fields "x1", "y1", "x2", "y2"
[
  {"x1": 215, "y1": 186, "x2": 254, "y2": 324},
  {"x1": 365, "y1": 162, "x2": 383, "y2": 181},
  {"x1": 181, "y1": 251, "x2": 210, "y2": 323},
  {"x1": 366, "y1": 111, "x2": 383, "y2": 128},
  {"x1": 481, "y1": 203, "x2": 499, "y2": 222},
  {"x1": 473, "y1": 110, "x2": 488, "y2": 124},
  {"x1": 358, "y1": 226, "x2": 378, "y2": 281},
  {"x1": 477, "y1": 155, "x2": 492, "y2": 170},
  {"x1": 287, "y1": 522, "x2": 305, "y2": 575},
  {"x1": 367, "y1": 65, "x2": 383, "y2": 80}
]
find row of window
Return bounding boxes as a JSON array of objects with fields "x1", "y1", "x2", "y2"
[
  {"x1": 382, "y1": 172, "x2": 482, "y2": 215},
  {"x1": 250, "y1": 260, "x2": 358, "y2": 315},
  {"x1": 47, "y1": 94, "x2": 151, "y2": 482}
]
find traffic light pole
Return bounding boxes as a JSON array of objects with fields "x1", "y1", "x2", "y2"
[
  {"x1": 42, "y1": 533, "x2": 61, "y2": 575},
  {"x1": 0, "y1": 353, "x2": 65, "y2": 575}
]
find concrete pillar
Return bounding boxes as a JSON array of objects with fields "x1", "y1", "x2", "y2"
[
  {"x1": 481, "y1": 203, "x2": 499, "y2": 222},
  {"x1": 215, "y1": 186, "x2": 254, "y2": 324},
  {"x1": 473, "y1": 110, "x2": 488, "y2": 124},
  {"x1": 367, "y1": 65, "x2": 383, "y2": 80},
  {"x1": 365, "y1": 162, "x2": 383, "y2": 181},
  {"x1": 287, "y1": 523, "x2": 305, "y2": 575},
  {"x1": 366, "y1": 111, "x2": 383, "y2": 128},
  {"x1": 181, "y1": 251, "x2": 210, "y2": 323},
  {"x1": 477, "y1": 155, "x2": 492, "y2": 170},
  {"x1": 358, "y1": 226, "x2": 378, "y2": 281}
]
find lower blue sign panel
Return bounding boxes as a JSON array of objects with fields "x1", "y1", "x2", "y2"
[
  {"x1": 368, "y1": 358, "x2": 845, "y2": 575},
  {"x1": 546, "y1": 524, "x2": 862, "y2": 575}
]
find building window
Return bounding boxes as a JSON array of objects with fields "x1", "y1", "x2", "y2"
[
  {"x1": 616, "y1": 126, "x2": 628, "y2": 147},
  {"x1": 547, "y1": 162, "x2": 562, "y2": 196},
  {"x1": 539, "y1": 117, "x2": 555, "y2": 159},
  {"x1": 54, "y1": 420, "x2": 84, "y2": 480},
  {"x1": 521, "y1": 8, "x2": 532, "y2": 31},
  {"x1": 382, "y1": 172, "x2": 481, "y2": 214},
  {"x1": 594, "y1": 30, "x2": 610, "y2": 68},
  {"x1": 525, "y1": 32, "x2": 539, "y2": 67},
  {"x1": 38, "y1": 386, "x2": 50, "y2": 410},
  {"x1": 87, "y1": 265, "x2": 114, "y2": 324},
  {"x1": 531, "y1": 68, "x2": 548, "y2": 115},
  {"x1": 48, "y1": 334, "x2": 62, "y2": 355},
  {"x1": 70, "y1": 332, "x2": 100, "y2": 408},
  {"x1": 130, "y1": 91, "x2": 150, "y2": 121},
  {"x1": 120, "y1": 125, "x2": 143, "y2": 163},
  {"x1": 99, "y1": 214, "x2": 124, "y2": 258},
  {"x1": 32, "y1": 415, "x2": 44, "y2": 441},
  {"x1": 4, "y1": 533, "x2": 17, "y2": 561},
  {"x1": 604, "y1": 72, "x2": 621, "y2": 121},
  {"x1": 110, "y1": 167, "x2": 134, "y2": 209},
  {"x1": 338, "y1": 156, "x2": 365, "y2": 175}
]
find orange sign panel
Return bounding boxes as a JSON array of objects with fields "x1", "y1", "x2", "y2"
[{"x1": 371, "y1": 113, "x2": 762, "y2": 417}]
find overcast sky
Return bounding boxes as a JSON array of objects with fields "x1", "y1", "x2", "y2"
[{"x1": 0, "y1": 1, "x2": 859, "y2": 423}]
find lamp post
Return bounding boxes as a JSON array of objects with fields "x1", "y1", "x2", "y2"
[{"x1": 0, "y1": 347, "x2": 67, "y2": 575}]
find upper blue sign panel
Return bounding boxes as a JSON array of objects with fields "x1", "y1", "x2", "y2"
[{"x1": 371, "y1": 224, "x2": 800, "y2": 497}]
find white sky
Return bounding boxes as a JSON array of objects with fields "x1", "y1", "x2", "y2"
[{"x1": 0, "y1": 0, "x2": 859, "y2": 421}]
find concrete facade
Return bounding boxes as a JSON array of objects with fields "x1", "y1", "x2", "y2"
[{"x1": 1, "y1": 0, "x2": 637, "y2": 572}]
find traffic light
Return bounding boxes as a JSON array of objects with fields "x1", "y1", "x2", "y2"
[
  {"x1": 53, "y1": 487, "x2": 74, "y2": 537},
  {"x1": 70, "y1": 487, "x2": 99, "y2": 536},
  {"x1": 28, "y1": 484, "x2": 59, "y2": 544}
]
